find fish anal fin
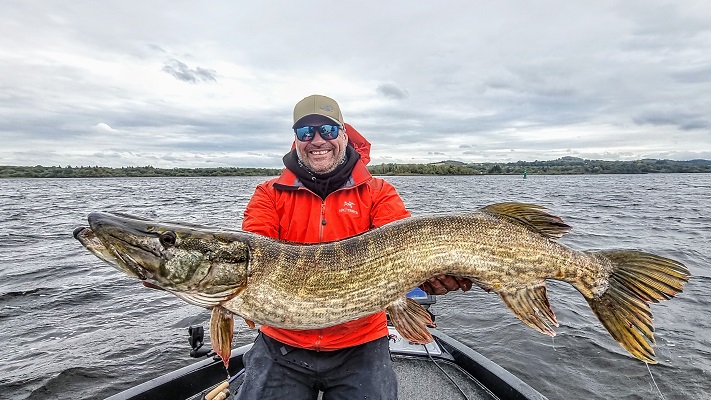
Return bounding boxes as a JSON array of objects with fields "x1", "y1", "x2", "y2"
[
  {"x1": 498, "y1": 283, "x2": 559, "y2": 336},
  {"x1": 482, "y1": 203, "x2": 571, "y2": 239},
  {"x1": 210, "y1": 306, "x2": 235, "y2": 369},
  {"x1": 386, "y1": 297, "x2": 434, "y2": 344}
]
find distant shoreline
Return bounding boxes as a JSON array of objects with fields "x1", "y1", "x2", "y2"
[{"x1": 2, "y1": 157, "x2": 710, "y2": 178}]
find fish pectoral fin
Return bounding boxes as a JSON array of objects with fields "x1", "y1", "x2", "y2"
[
  {"x1": 498, "y1": 282, "x2": 559, "y2": 336},
  {"x1": 243, "y1": 318, "x2": 256, "y2": 329},
  {"x1": 209, "y1": 306, "x2": 235, "y2": 369},
  {"x1": 482, "y1": 203, "x2": 571, "y2": 239},
  {"x1": 386, "y1": 297, "x2": 435, "y2": 344}
]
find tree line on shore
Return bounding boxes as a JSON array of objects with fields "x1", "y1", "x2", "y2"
[
  {"x1": 368, "y1": 157, "x2": 711, "y2": 175},
  {"x1": 0, "y1": 165, "x2": 283, "y2": 178},
  {"x1": 1, "y1": 157, "x2": 710, "y2": 178}
]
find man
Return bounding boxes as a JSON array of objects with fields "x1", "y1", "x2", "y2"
[{"x1": 237, "y1": 94, "x2": 471, "y2": 399}]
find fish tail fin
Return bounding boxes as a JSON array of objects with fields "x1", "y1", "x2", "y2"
[
  {"x1": 585, "y1": 250, "x2": 690, "y2": 363},
  {"x1": 386, "y1": 297, "x2": 435, "y2": 344}
]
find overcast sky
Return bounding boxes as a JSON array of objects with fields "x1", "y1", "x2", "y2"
[{"x1": 2, "y1": 1, "x2": 710, "y2": 168}]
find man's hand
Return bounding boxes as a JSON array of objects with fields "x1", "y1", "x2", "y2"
[{"x1": 419, "y1": 275, "x2": 473, "y2": 295}]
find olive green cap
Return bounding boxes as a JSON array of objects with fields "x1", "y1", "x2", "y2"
[{"x1": 292, "y1": 94, "x2": 344, "y2": 128}]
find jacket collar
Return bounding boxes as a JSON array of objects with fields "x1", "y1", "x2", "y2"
[{"x1": 275, "y1": 159, "x2": 372, "y2": 191}]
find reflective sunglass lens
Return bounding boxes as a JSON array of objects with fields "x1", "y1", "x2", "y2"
[
  {"x1": 294, "y1": 124, "x2": 341, "y2": 141},
  {"x1": 295, "y1": 126, "x2": 315, "y2": 141},
  {"x1": 319, "y1": 125, "x2": 339, "y2": 139}
]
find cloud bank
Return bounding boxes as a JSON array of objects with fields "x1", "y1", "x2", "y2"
[{"x1": 1, "y1": 1, "x2": 709, "y2": 168}]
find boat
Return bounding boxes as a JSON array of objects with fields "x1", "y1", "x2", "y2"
[{"x1": 105, "y1": 290, "x2": 547, "y2": 400}]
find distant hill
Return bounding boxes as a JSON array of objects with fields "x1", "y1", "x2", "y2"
[
  {"x1": 428, "y1": 160, "x2": 468, "y2": 166},
  {"x1": 1, "y1": 158, "x2": 710, "y2": 178}
]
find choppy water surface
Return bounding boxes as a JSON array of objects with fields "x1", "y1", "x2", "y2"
[{"x1": 0, "y1": 174, "x2": 709, "y2": 400}]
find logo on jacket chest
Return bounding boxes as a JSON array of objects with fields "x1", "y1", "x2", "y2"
[{"x1": 339, "y1": 201, "x2": 359, "y2": 216}]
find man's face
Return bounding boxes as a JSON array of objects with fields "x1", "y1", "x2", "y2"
[{"x1": 294, "y1": 115, "x2": 348, "y2": 174}]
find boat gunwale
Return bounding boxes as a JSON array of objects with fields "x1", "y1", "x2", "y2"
[
  {"x1": 432, "y1": 329, "x2": 548, "y2": 400},
  {"x1": 104, "y1": 329, "x2": 547, "y2": 400}
]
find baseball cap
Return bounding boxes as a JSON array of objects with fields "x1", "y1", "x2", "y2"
[{"x1": 293, "y1": 94, "x2": 344, "y2": 128}]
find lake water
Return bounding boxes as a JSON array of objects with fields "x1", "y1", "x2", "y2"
[{"x1": 0, "y1": 174, "x2": 709, "y2": 400}]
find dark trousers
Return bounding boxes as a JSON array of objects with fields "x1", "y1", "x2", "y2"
[{"x1": 235, "y1": 332, "x2": 398, "y2": 400}]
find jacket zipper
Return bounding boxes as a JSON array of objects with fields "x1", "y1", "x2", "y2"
[
  {"x1": 316, "y1": 180, "x2": 370, "y2": 243},
  {"x1": 316, "y1": 199, "x2": 327, "y2": 350},
  {"x1": 318, "y1": 201, "x2": 326, "y2": 243}
]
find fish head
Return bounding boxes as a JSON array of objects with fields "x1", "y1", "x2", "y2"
[{"x1": 74, "y1": 212, "x2": 250, "y2": 308}]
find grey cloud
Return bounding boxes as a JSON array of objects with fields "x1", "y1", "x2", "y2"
[
  {"x1": 147, "y1": 43, "x2": 167, "y2": 54},
  {"x1": 162, "y1": 59, "x2": 217, "y2": 83},
  {"x1": 670, "y1": 65, "x2": 711, "y2": 84},
  {"x1": 377, "y1": 84, "x2": 409, "y2": 100},
  {"x1": 619, "y1": 2, "x2": 710, "y2": 52},
  {"x1": 1, "y1": 2, "x2": 710, "y2": 168},
  {"x1": 633, "y1": 111, "x2": 710, "y2": 131},
  {"x1": 680, "y1": 120, "x2": 711, "y2": 131},
  {"x1": 653, "y1": 150, "x2": 711, "y2": 160}
]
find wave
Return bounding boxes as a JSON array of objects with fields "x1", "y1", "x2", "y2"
[
  {"x1": 25, "y1": 367, "x2": 106, "y2": 400},
  {"x1": 0, "y1": 287, "x2": 46, "y2": 300},
  {"x1": 3, "y1": 174, "x2": 710, "y2": 400}
]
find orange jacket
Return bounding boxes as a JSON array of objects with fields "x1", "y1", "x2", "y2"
[{"x1": 242, "y1": 124, "x2": 410, "y2": 350}]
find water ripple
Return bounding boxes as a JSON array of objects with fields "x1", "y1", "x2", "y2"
[{"x1": 1, "y1": 174, "x2": 710, "y2": 400}]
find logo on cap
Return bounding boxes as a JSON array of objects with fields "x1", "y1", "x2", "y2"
[{"x1": 320, "y1": 105, "x2": 334, "y2": 112}]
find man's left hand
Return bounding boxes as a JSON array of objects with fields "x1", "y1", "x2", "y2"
[{"x1": 420, "y1": 275, "x2": 473, "y2": 295}]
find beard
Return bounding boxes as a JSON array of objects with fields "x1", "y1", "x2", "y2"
[{"x1": 296, "y1": 143, "x2": 347, "y2": 174}]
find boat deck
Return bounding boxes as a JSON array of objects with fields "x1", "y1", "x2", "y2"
[
  {"x1": 213, "y1": 353, "x2": 495, "y2": 400},
  {"x1": 111, "y1": 327, "x2": 546, "y2": 400},
  {"x1": 203, "y1": 340, "x2": 517, "y2": 400},
  {"x1": 393, "y1": 354, "x2": 496, "y2": 399}
]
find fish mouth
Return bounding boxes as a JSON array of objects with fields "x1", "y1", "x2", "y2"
[
  {"x1": 74, "y1": 225, "x2": 151, "y2": 281},
  {"x1": 75, "y1": 212, "x2": 248, "y2": 308},
  {"x1": 74, "y1": 212, "x2": 166, "y2": 282}
]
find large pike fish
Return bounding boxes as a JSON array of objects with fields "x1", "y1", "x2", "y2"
[{"x1": 74, "y1": 203, "x2": 689, "y2": 367}]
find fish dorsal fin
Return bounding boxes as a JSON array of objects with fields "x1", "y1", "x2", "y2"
[{"x1": 482, "y1": 202, "x2": 571, "y2": 239}]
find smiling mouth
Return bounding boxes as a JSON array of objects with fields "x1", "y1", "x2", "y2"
[{"x1": 310, "y1": 149, "x2": 331, "y2": 156}]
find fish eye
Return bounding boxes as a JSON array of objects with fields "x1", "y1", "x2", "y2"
[{"x1": 159, "y1": 231, "x2": 177, "y2": 247}]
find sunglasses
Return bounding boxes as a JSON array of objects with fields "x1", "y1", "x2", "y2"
[{"x1": 293, "y1": 124, "x2": 341, "y2": 142}]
